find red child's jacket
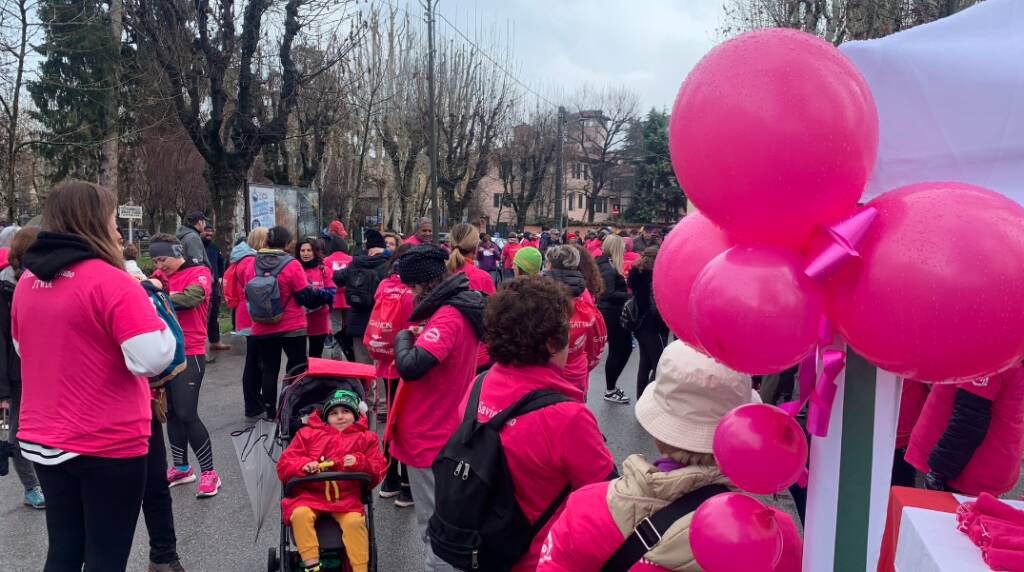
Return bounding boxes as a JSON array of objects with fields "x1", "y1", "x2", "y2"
[{"x1": 277, "y1": 411, "x2": 387, "y2": 521}]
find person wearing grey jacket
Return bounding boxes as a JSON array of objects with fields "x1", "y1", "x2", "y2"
[{"x1": 175, "y1": 212, "x2": 210, "y2": 269}]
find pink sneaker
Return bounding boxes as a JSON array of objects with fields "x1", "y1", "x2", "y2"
[
  {"x1": 196, "y1": 470, "x2": 221, "y2": 498},
  {"x1": 166, "y1": 466, "x2": 196, "y2": 487}
]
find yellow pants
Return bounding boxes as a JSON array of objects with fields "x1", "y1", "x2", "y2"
[{"x1": 290, "y1": 506, "x2": 369, "y2": 572}]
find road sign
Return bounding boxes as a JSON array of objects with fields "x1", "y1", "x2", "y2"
[{"x1": 118, "y1": 204, "x2": 143, "y2": 220}]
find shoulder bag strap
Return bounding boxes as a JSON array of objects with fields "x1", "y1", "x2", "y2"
[{"x1": 600, "y1": 484, "x2": 730, "y2": 572}]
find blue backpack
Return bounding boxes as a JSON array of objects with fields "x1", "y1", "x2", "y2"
[{"x1": 245, "y1": 254, "x2": 293, "y2": 324}]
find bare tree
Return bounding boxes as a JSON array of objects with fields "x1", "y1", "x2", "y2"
[
  {"x1": 127, "y1": 0, "x2": 360, "y2": 248},
  {"x1": 569, "y1": 86, "x2": 639, "y2": 223},
  {"x1": 497, "y1": 110, "x2": 559, "y2": 229},
  {"x1": 0, "y1": 0, "x2": 37, "y2": 221},
  {"x1": 719, "y1": 0, "x2": 984, "y2": 44}
]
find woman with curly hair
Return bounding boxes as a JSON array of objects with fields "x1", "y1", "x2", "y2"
[{"x1": 457, "y1": 275, "x2": 614, "y2": 570}]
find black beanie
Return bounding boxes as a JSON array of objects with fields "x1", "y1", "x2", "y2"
[
  {"x1": 398, "y1": 245, "x2": 449, "y2": 285},
  {"x1": 365, "y1": 229, "x2": 386, "y2": 251}
]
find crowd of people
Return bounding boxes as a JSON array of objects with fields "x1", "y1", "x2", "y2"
[{"x1": 0, "y1": 181, "x2": 1022, "y2": 572}]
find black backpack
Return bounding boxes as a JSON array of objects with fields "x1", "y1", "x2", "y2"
[
  {"x1": 344, "y1": 263, "x2": 384, "y2": 309},
  {"x1": 428, "y1": 374, "x2": 573, "y2": 571}
]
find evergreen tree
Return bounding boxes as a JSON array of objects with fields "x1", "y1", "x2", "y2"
[
  {"x1": 625, "y1": 109, "x2": 686, "y2": 224},
  {"x1": 28, "y1": 0, "x2": 115, "y2": 182}
]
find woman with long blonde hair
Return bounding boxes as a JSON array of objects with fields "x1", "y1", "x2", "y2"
[
  {"x1": 596, "y1": 234, "x2": 632, "y2": 404},
  {"x1": 446, "y1": 223, "x2": 495, "y2": 294}
]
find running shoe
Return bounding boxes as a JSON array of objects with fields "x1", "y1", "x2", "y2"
[
  {"x1": 378, "y1": 474, "x2": 401, "y2": 499},
  {"x1": 394, "y1": 487, "x2": 414, "y2": 508},
  {"x1": 23, "y1": 487, "x2": 45, "y2": 509},
  {"x1": 603, "y1": 388, "x2": 629, "y2": 404},
  {"x1": 196, "y1": 470, "x2": 222, "y2": 498},
  {"x1": 148, "y1": 560, "x2": 187, "y2": 572},
  {"x1": 167, "y1": 466, "x2": 197, "y2": 487}
]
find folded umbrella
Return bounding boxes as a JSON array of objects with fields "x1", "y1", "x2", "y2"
[{"x1": 231, "y1": 418, "x2": 283, "y2": 541}]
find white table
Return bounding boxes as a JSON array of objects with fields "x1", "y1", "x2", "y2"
[{"x1": 894, "y1": 508, "x2": 989, "y2": 572}]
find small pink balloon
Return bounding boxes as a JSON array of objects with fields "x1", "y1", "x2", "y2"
[
  {"x1": 713, "y1": 404, "x2": 809, "y2": 494},
  {"x1": 690, "y1": 493, "x2": 782, "y2": 572},
  {"x1": 828, "y1": 182, "x2": 1024, "y2": 382},
  {"x1": 670, "y1": 28, "x2": 878, "y2": 249},
  {"x1": 653, "y1": 213, "x2": 732, "y2": 351},
  {"x1": 691, "y1": 245, "x2": 823, "y2": 374}
]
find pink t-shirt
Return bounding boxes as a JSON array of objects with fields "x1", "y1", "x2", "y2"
[
  {"x1": 13, "y1": 259, "x2": 167, "y2": 458},
  {"x1": 390, "y1": 306, "x2": 479, "y2": 468},
  {"x1": 371, "y1": 275, "x2": 415, "y2": 380},
  {"x1": 324, "y1": 252, "x2": 352, "y2": 309},
  {"x1": 463, "y1": 363, "x2": 615, "y2": 571},
  {"x1": 457, "y1": 263, "x2": 496, "y2": 295},
  {"x1": 155, "y1": 265, "x2": 211, "y2": 356},
  {"x1": 303, "y1": 264, "x2": 335, "y2": 336},
  {"x1": 906, "y1": 367, "x2": 1024, "y2": 496},
  {"x1": 238, "y1": 254, "x2": 310, "y2": 337}
]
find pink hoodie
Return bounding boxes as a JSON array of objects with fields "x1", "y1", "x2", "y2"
[{"x1": 459, "y1": 362, "x2": 615, "y2": 571}]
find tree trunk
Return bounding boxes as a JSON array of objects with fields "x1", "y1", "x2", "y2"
[
  {"x1": 206, "y1": 164, "x2": 244, "y2": 253},
  {"x1": 100, "y1": 0, "x2": 123, "y2": 192}
]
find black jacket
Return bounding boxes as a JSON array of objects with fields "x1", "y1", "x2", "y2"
[
  {"x1": 926, "y1": 389, "x2": 993, "y2": 490},
  {"x1": 595, "y1": 255, "x2": 628, "y2": 310},
  {"x1": 547, "y1": 268, "x2": 586, "y2": 298},
  {"x1": 626, "y1": 268, "x2": 665, "y2": 331},
  {"x1": 394, "y1": 274, "x2": 486, "y2": 380},
  {"x1": 203, "y1": 239, "x2": 226, "y2": 280},
  {"x1": 336, "y1": 252, "x2": 391, "y2": 337},
  {"x1": 0, "y1": 277, "x2": 19, "y2": 399}
]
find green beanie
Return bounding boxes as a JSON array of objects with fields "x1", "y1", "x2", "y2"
[
  {"x1": 513, "y1": 246, "x2": 543, "y2": 275},
  {"x1": 323, "y1": 389, "x2": 362, "y2": 421}
]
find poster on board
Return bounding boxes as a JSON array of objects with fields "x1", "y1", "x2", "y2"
[{"x1": 250, "y1": 185, "x2": 276, "y2": 229}]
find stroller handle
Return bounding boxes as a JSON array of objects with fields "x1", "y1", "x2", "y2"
[{"x1": 284, "y1": 471, "x2": 374, "y2": 504}]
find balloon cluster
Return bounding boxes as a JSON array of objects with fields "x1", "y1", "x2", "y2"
[{"x1": 658, "y1": 27, "x2": 1024, "y2": 572}]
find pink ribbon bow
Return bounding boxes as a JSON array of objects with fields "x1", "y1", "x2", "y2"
[{"x1": 779, "y1": 206, "x2": 878, "y2": 438}]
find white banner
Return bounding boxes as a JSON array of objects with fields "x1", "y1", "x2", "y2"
[{"x1": 249, "y1": 185, "x2": 276, "y2": 229}]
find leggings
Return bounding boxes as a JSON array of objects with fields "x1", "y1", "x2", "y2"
[
  {"x1": 635, "y1": 319, "x2": 669, "y2": 399},
  {"x1": 291, "y1": 507, "x2": 368, "y2": 572},
  {"x1": 600, "y1": 305, "x2": 633, "y2": 392},
  {"x1": 381, "y1": 379, "x2": 409, "y2": 488},
  {"x1": 167, "y1": 355, "x2": 214, "y2": 472},
  {"x1": 143, "y1": 414, "x2": 178, "y2": 564},
  {"x1": 35, "y1": 454, "x2": 147, "y2": 572},
  {"x1": 308, "y1": 334, "x2": 327, "y2": 359},
  {"x1": 257, "y1": 335, "x2": 308, "y2": 417},
  {"x1": 242, "y1": 336, "x2": 265, "y2": 417}
]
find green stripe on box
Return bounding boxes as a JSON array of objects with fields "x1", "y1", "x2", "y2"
[{"x1": 834, "y1": 351, "x2": 877, "y2": 572}]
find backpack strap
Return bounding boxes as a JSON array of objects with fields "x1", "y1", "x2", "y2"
[
  {"x1": 600, "y1": 484, "x2": 730, "y2": 572},
  {"x1": 460, "y1": 372, "x2": 490, "y2": 426},
  {"x1": 488, "y1": 389, "x2": 571, "y2": 429}
]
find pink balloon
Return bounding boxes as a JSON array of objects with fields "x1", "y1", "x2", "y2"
[
  {"x1": 653, "y1": 213, "x2": 732, "y2": 350},
  {"x1": 691, "y1": 245, "x2": 823, "y2": 374},
  {"x1": 828, "y1": 182, "x2": 1024, "y2": 382},
  {"x1": 713, "y1": 404, "x2": 808, "y2": 494},
  {"x1": 669, "y1": 28, "x2": 878, "y2": 249},
  {"x1": 690, "y1": 493, "x2": 782, "y2": 572}
]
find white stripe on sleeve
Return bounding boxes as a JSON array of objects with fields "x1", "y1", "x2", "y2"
[{"x1": 121, "y1": 328, "x2": 176, "y2": 377}]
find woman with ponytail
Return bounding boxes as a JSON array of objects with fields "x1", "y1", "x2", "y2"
[{"x1": 446, "y1": 223, "x2": 495, "y2": 294}]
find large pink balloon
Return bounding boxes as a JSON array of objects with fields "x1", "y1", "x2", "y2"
[
  {"x1": 653, "y1": 213, "x2": 731, "y2": 350},
  {"x1": 828, "y1": 182, "x2": 1024, "y2": 382},
  {"x1": 691, "y1": 245, "x2": 823, "y2": 374},
  {"x1": 713, "y1": 404, "x2": 808, "y2": 494},
  {"x1": 670, "y1": 28, "x2": 878, "y2": 249},
  {"x1": 691, "y1": 493, "x2": 782, "y2": 572}
]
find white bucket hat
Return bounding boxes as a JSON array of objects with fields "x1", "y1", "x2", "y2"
[{"x1": 635, "y1": 340, "x2": 760, "y2": 454}]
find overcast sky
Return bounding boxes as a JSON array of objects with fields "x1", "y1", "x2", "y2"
[{"x1": 427, "y1": 0, "x2": 725, "y2": 112}]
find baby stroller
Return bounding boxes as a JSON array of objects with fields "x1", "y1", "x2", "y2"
[{"x1": 267, "y1": 358, "x2": 380, "y2": 572}]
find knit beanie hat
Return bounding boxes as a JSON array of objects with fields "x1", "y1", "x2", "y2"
[
  {"x1": 329, "y1": 220, "x2": 348, "y2": 238},
  {"x1": 513, "y1": 246, "x2": 543, "y2": 275},
  {"x1": 398, "y1": 245, "x2": 449, "y2": 285},
  {"x1": 323, "y1": 389, "x2": 362, "y2": 422},
  {"x1": 364, "y1": 229, "x2": 386, "y2": 251}
]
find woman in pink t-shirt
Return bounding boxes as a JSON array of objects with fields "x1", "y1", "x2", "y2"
[
  {"x1": 13, "y1": 181, "x2": 175, "y2": 571},
  {"x1": 297, "y1": 238, "x2": 337, "y2": 359},
  {"x1": 150, "y1": 234, "x2": 222, "y2": 498},
  {"x1": 391, "y1": 245, "x2": 485, "y2": 570},
  {"x1": 446, "y1": 223, "x2": 496, "y2": 295}
]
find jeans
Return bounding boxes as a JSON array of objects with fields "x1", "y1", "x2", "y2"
[
  {"x1": 407, "y1": 466, "x2": 456, "y2": 572},
  {"x1": 256, "y1": 335, "x2": 308, "y2": 417},
  {"x1": 206, "y1": 284, "x2": 222, "y2": 344},
  {"x1": 600, "y1": 305, "x2": 633, "y2": 392},
  {"x1": 5, "y1": 393, "x2": 39, "y2": 490},
  {"x1": 143, "y1": 415, "x2": 178, "y2": 564},
  {"x1": 35, "y1": 454, "x2": 147, "y2": 571},
  {"x1": 242, "y1": 336, "x2": 265, "y2": 417},
  {"x1": 167, "y1": 356, "x2": 214, "y2": 472},
  {"x1": 634, "y1": 319, "x2": 669, "y2": 399}
]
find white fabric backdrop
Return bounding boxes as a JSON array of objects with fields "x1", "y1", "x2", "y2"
[{"x1": 840, "y1": 0, "x2": 1024, "y2": 203}]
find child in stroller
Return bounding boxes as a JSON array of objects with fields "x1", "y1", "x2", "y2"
[{"x1": 274, "y1": 359, "x2": 385, "y2": 572}]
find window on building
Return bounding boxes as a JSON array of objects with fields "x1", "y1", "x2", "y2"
[
  {"x1": 583, "y1": 164, "x2": 590, "y2": 180},
  {"x1": 493, "y1": 193, "x2": 502, "y2": 208},
  {"x1": 572, "y1": 162, "x2": 581, "y2": 179},
  {"x1": 578, "y1": 193, "x2": 584, "y2": 209}
]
